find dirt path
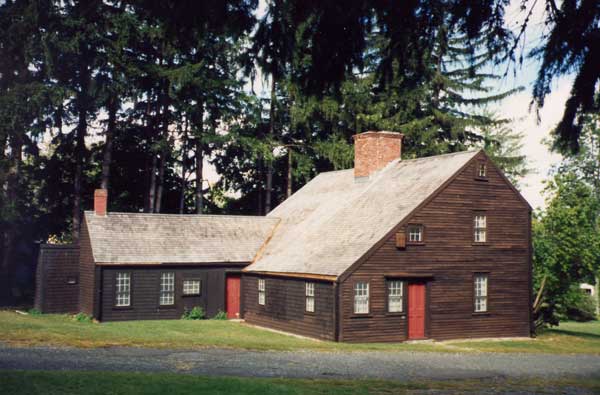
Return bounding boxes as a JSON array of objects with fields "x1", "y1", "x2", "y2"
[{"x1": 1, "y1": 344, "x2": 598, "y2": 381}]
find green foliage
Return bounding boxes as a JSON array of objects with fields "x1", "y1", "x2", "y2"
[
  {"x1": 212, "y1": 310, "x2": 228, "y2": 320},
  {"x1": 563, "y1": 287, "x2": 598, "y2": 322},
  {"x1": 27, "y1": 308, "x2": 41, "y2": 316},
  {"x1": 532, "y1": 172, "x2": 600, "y2": 327},
  {"x1": 181, "y1": 306, "x2": 205, "y2": 320},
  {"x1": 74, "y1": 313, "x2": 93, "y2": 324}
]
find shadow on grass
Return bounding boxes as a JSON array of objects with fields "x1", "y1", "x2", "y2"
[{"x1": 550, "y1": 328, "x2": 600, "y2": 340}]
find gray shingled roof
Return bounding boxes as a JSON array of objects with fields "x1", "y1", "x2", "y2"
[
  {"x1": 245, "y1": 150, "x2": 480, "y2": 277},
  {"x1": 84, "y1": 212, "x2": 279, "y2": 264}
]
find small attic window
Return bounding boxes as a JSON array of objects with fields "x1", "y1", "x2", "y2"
[
  {"x1": 475, "y1": 160, "x2": 488, "y2": 180},
  {"x1": 407, "y1": 225, "x2": 424, "y2": 244}
]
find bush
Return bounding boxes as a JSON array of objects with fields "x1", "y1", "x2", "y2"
[
  {"x1": 74, "y1": 312, "x2": 93, "y2": 323},
  {"x1": 181, "y1": 306, "x2": 205, "y2": 320},
  {"x1": 212, "y1": 310, "x2": 227, "y2": 320},
  {"x1": 27, "y1": 308, "x2": 42, "y2": 316},
  {"x1": 565, "y1": 288, "x2": 597, "y2": 322}
]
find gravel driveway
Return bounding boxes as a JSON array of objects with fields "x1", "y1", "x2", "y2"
[{"x1": 1, "y1": 344, "x2": 599, "y2": 381}]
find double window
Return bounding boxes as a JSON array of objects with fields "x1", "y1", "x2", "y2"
[
  {"x1": 353, "y1": 282, "x2": 369, "y2": 314},
  {"x1": 258, "y1": 278, "x2": 266, "y2": 305},
  {"x1": 305, "y1": 282, "x2": 315, "y2": 312},
  {"x1": 115, "y1": 272, "x2": 131, "y2": 307},
  {"x1": 387, "y1": 280, "x2": 404, "y2": 313},
  {"x1": 474, "y1": 274, "x2": 488, "y2": 312},
  {"x1": 159, "y1": 272, "x2": 175, "y2": 306},
  {"x1": 474, "y1": 214, "x2": 487, "y2": 243}
]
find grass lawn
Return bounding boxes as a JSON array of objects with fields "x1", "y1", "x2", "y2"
[
  {"x1": 0, "y1": 311, "x2": 599, "y2": 354},
  {"x1": 1, "y1": 371, "x2": 599, "y2": 395}
]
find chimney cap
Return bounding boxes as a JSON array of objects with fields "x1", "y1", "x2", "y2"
[{"x1": 352, "y1": 131, "x2": 404, "y2": 140}]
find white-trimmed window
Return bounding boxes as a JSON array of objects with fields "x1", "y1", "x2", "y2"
[
  {"x1": 353, "y1": 282, "x2": 369, "y2": 314},
  {"x1": 305, "y1": 282, "x2": 315, "y2": 312},
  {"x1": 474, "y1": 274, "x2": 488, "y2": 312},
  {"x1": 258, "y1": 278, "x2": 265, "y2": 305},
  {"x1": 183, "y1": 279, "x2": 201, "y2": 296},
  {"x1": 387, "y1": 280, "x2": 403, "y2": 313},
  {"x1": 115, "y1": 272, "x2": 131, "y2": 307},
  {"x1": 407, "y1": 225, "x2": 423, "y2": 243},
  {"x1": 474, "y1": 214, "x2": 487, "y2": 243},
  {"x1": 478, "y1": 163, "x2": 487, "y2": 177},
  {"x1": 159, "y1": 272, "x2": 175, "y2": 306}
]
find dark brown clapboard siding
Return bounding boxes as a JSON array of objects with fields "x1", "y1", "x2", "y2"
[
  {"x1": 78, "y1": 219, "x2": 96, "y2": 316},
  {"x1": 242, "y1": 274, "x2": 336, "y2": 340},
  {"x1": 99, "y1": 265, "x2": 242, "y2": 321},
  {"x1": 340, "y1": 154, "x2": 531, "y2": 342},
  {"x1": 34, "y1": 244, "x2": 80, "y2": 313}
]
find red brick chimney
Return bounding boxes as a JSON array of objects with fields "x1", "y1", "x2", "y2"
[
  {"x1": 94, "y1": 189, "x2": 108, "y2": 216},
  {"x1": 353, "y1": 131, "x2": 403, "y2": 178}
]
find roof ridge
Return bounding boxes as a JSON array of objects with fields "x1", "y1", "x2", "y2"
[{"x1": 84, "y1": 211, "x2": 279, "y2": 220}]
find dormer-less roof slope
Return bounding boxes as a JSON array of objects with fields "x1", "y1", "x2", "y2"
[
  {"x1": 245, "y1": 150, "x2": 481, "y2": 277},
  {"x1": 84, "y1": 212, "x2": 279, "y2": 265}
]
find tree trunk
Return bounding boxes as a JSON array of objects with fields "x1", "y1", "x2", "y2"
[
  {"x1": 72, "y1": 60, "x2": 90, "y2": 240},
  {"x1": 148, "y1": 154, "x2": 158, "y2": 213},
  {"x1": 2, "y1": 135, "x2": 22, "y2": 271},
  {"x1": 257, "y1": 157, "x2": 263, "y2": 215},
  {"x1": 100, "y1": 94, "x2": 117, "y2": 190},
  {"x1": 286, "y1": 147, "x2": 292, "y2": 199},
  {"x1": 155, "y1": 75, "x2": 171, "y2": 213},
  {"x1": 265, "y1": 78, "x2": 276, "y2": 214},
  {"x1": 179, "y1": 119, "x2": 189, "y2": 214},
  {"x1": 194, "y1": 100, "x2": 204, "y2": 214}
]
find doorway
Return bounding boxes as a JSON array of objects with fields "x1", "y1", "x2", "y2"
[
  {"x1": 226, "y1": 274, "x2": 241, "y2": 319},
  {"x1": 408, "y1": 282, "x2": 426, "y2": 340}
]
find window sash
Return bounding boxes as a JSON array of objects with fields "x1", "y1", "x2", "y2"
[
  {"x1": 478, "y1": 163, "x2": 487, "y2": 177},
  {"x1": 183, "y1": 280, "x2": 201, "y2": 295},
  {"x1": 474, "y1": 215, "x2": 487, "y2": 242},
  {"x1": 388, "y1": 280, "x2": 403, "y2": 313},
  {"x1": 305, "y1": 282, "x2": 315, "y2": 312},
  {"x1": 115, "y1": 272, "x2": 130, "y2": 307},
  {"x1": 258, "y1": 279, "x2": 265, "y2": 305},
  {"x1": 159, "y1": 272, "x2": 175, "y2": 306},
  {"x1": 353, "y1": 282, "x2": 369, "y2": 314},
  {"x1": 407, "y1": 226, "x2": 423, "y2": 242},
  {"x1": 474, "y1": 274, "x2": 488, "y2": 312}
]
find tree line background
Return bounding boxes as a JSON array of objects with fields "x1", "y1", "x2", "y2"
[{"x1": 1, "y1": 0, "x2": 599, "y2": 326}]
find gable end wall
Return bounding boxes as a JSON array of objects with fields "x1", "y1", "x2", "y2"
[{"x1": 339, "y1": 153, "x2": 531, "y2": 342}]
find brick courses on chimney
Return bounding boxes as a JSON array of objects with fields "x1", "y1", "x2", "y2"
[
  {"x1": 352, "y1": 131, "x2": 403, "y2": 178},
  {"x1": 94, "y1": 189, "x2": 108, "y2": 216}
]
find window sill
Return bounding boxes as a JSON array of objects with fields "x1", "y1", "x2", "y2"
[
  {"x1": 407, "y1": 242, "x2": 426, "y2": 246},
  {"x1": 472, "y1": 312, "x2": 491, "y2": 317},
  {"x1": 350, "y1": 314, "x2": 372, "y2": 319},
  {"x1": 474, "y1": 177, "x2": 489, "y2": 182},
  {"x1": 304, "y1": 311, "x2": 316, "y2": 316},
  {"x1": 182, "y1": 294, "x2": 201, "y2": 297},
  {"x1": 158, "y1": 305, "x2": 176, "y2": 310},
  {"x1": 472, "y1": 242, "x2": 489, "y2": 246},
  {"x1": 112, "y1": 306, "x2": 133, "y2": 311},
  {"x1": 385, "y1": 312, "x2": 406, "y2": 317}
]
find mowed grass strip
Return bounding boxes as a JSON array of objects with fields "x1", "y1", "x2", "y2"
[
  {"x1": 1, "y1": 371, "x2": 600, "y2": 395},
  {"x1": 1, "y1": 311, "x2": 599, "y2": 354}
]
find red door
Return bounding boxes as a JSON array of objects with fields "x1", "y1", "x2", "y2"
[
  {"x1": 226, "y1": 275, "x2": 241, "y2": 319},
  {"x1": 408, "y1": 283, "x2": 426, "y2": 339}
]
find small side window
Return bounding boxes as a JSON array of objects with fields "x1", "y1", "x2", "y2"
[
  {"x1": 474, "y1": 214, "x2": 487, "y2": 243},
  {"x1": 353, "y1": 282, "x2": 369, "y2": 314},
  {"x1": 115, "y1": 272, "x2": 131, "y2": 307},
  {"x1": 258, "y1": 278, "x2": 265, "y2": 305},
  {"x1": 407, "y1": 225, "x2": 424, "y2": 244},
  {"x1": 305, "y1": 282, "x2": 315, "y2": 312},
  {"x1": 475, "y1": 161, "x2": 488, "y2": 179},
  {"x1": 183, "y1": 279, "x2": 201, "y2": 296},
  {"x1": 387, "y1": 280, "x2": 404, "y2": 313}
]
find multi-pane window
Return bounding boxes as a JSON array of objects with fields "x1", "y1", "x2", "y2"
[
  {"x1": 353, "y1": 282, "x2": 369, "y2": 314},
  {"x1": 183, "y1": 279, "x2": 201, "y2": 295},
  {"x1": 474, "y1": 274, "x2": 488, "y2": 312},
  {"x1": 258, "y1": 278, "x2": 265, "y2": 305},
  {"x1": 115, "y1": 272, "x2": 131, "y2": 307},
  {"x1": 159, "y1": 272, "x2": 175, "y2": 306},
  {"x1": 407, "y1": 225, "x2": 423, "y2": 243},
  {"x1": 474, "y1": 214, "x2": 487, "y2": 243},
  {"x1": 387, "y1": 281, "x2": 404, "y2": 313},
  {"x1": 478, "y1": 163, "x2": 487, "y2": 177},
  {"x1": 305, "y1": 282, "x2": 315, "y2": 312}
]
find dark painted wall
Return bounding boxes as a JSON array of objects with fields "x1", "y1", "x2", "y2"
[
  {"x1": 100, "y1": 265, "x2": 243, "y2": 321},
  {"x1": 242, "y1": 274, "x2": 336, "y2": 340},
  {"x1": 340, "y1": 153, "x2": 531, "y2": 342},
  {"x1": 34, "y1": 244, "x2": 80, "y2": 313}
]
